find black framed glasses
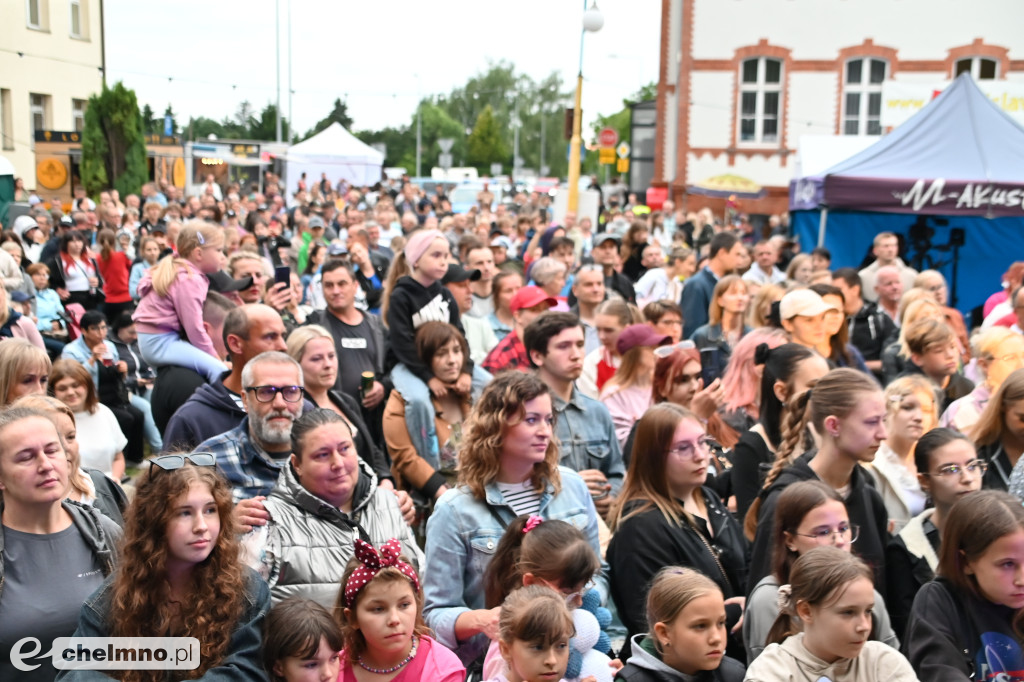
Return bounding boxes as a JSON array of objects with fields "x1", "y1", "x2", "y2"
[
  {"x1": 923, "y1": 459, "x2": 989, "y2": 477},
  {"x1": 149, "y1": 453, "x2": 216, "y2": 476},
  {"x1": 244, "y1": 385, "x2": 303, "y2": 403},
  {"x1": 795, "y1": 523, "x2": 859, "y2": 544}
]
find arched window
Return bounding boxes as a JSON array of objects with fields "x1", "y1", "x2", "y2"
[
  {"x1": 842, "y1": 58, "x2": 888, "y2": 135},
  {"x1": 738, "y1": 58, "x2": 783, "y2": 143}
]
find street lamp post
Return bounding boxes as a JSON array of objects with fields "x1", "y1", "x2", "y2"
[{"x1": 567, "y1": 0, "x2": 604, "y2": 213}]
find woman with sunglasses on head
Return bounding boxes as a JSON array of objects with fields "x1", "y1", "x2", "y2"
[
  {"x1": 57, "y1": 453, "x2": 269, "y2": 682},
  {"x1": 744, "y1": 480, "x2": 899, "y2": 662},
  {"x1": 0, "y1": 407, "x2": 122, "y2": 682},
  {"x1": 886, "y1": 428, "x2": 984, "y2": 641},
  {"x1": 608, "y1": 403, "x2": 749, "y2": 662}
]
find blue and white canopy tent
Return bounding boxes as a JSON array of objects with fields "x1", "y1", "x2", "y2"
[{"x1": 791, "y1": 73, "x2": 1024, "y2": 316}]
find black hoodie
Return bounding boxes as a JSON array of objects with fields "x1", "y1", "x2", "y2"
[
  {"x1": 746, "y1": 450, "x2": 890, "y2": 596},
  {"x1": 384, "y1": 276, "x2": 469, "y2": 383}
]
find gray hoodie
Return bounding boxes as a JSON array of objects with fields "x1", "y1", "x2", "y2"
[
  {"x1": 744, "y1": 633, "x2": 919, "y2": 682},
  {"x1": 617, "y1": 635, "x2": 745, "y2": 682}
]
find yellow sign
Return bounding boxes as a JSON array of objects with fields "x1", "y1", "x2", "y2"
[
  {"x1": 599, "y1": 148, "x2": 616, "y2": 165},
  {"x1": 616, "y1": 158, "x2": 630, "y2": 173},
  {"x1": 36, "y1": 158, "x2": 68, "y2": 190},
  {"x1": 173, "y1": 157, "x2": 186, "y2": 188}
]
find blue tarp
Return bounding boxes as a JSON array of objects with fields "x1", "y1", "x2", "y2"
[{"x1": 793, "y1": 210, "x2": 1018, "y2": 317}]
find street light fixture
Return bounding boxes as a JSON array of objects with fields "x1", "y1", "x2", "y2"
[{"x1": 567, "y1": 0, "x2": 603, "y2": 213}]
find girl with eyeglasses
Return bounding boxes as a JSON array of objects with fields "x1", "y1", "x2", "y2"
[
  {"x1": 904, "y1": 491, "x2": 1024, "y2": 681},
  {"x1": 887, "y1": 428, "x2": 984, "y2": 641},
  {"x1": 480, "y1": 516, "x2": 602, "y2": 680},
  {"x1": 608, "y1": 403, "x2": 749, "y2": 662},
  {"x1": 745, "y1": 369, "x2": 890, "y2": 597},
  {"x1": 745, "y1": 547, "x2": 917, "y2": 682},
  {"x1": 0, "y1": 407, "x2": 121, "y2": 682},
  {"x1": 59, "y1": 453, "x2": 270, "y2": 681},
  {"x1": 744, "y1": 480, "x2": 899, "y2": 662}
]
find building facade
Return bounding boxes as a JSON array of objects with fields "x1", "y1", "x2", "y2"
[
  {"x1": 654, "y1": 0, "x2": 1024, "y2": 216},
  {"x1": 0, "y1": 0, "x2": 104, "y2": 185}
]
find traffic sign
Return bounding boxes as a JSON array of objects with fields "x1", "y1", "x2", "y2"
[
  {"x1": 598, "y1": 127, "x2": 618, "y2": 148},
  {"x1": 437, "y1": 138, "x2": 454, "y2": 153},
  {"x1": 490, "y1": 163, "x2": 503, "y2": 175},
  {"x1": 438, "y1": 153, "x2": 453, "y2": 169},
  {"x1": 617, "y1": 142, "x2": 631, "y2": 159},
  {"x1": 617, "y1": 158, "x2": 630, "y2": 173},
  {"x1": 599, "y1": 148, "x2": 616, "y2": 165}
]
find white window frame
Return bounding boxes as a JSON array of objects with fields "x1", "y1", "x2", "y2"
[
  {"x1": 30, "y1": 93, "x2": 47, "y2": 133},
  {"x1": 738, "y1": 57, "x2": 783, "y2": 145},
  {"x1": 26, "y1": 0, "x2": 42, "y2": 29},
  {"x1": 69, "y1": 0, "x2": 82, "y2": 38},
  {"x1": 955, "y1": 57, "x2": 999, "y2": 80},
  {"x1": 842, "y1": 58, "x2": 888, "y2": 136},
  {"x1": 72, "y1": 98, "x2": 86, "y2": 132},
  {"x1": 1, "y1": 90, "x2": 13, "y2": 151}
]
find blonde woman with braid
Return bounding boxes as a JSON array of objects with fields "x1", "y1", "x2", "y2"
[{"x1": 744, "y1": 369, "x2": 890, "y2": 595}]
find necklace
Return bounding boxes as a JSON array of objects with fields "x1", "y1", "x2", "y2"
[{"x1": 357, "y1": 634, "x2": 419, "y2": 675}]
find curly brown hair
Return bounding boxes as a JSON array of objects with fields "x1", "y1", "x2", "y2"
[
  {"x1": 109, "y1": 461, "x2": 245, "y2": 682},
  {"x1": 457, "y1": 371, "x2": 560, "y2": 499}
]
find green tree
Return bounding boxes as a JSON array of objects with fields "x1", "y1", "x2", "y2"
[
  {"x1": 140, "y1": 103, "x2": 156, "y2": 135},
  {"x1": 304, "y1": 98, "x2": 355, "y2": 139},
  {"x1": 247, "y1": 103, "x2": 290, "y2": 141},
  {"x1": 356, "y1": 126, "x2": 412, "y2": 169},
  {"x1": 466, "y1": 105, "x2": 508, "y2": 173},
  {"x1": 81, "y1": 81, "x2": 148, "y2": 196}
]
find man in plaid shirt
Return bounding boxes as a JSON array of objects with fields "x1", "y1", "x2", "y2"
[{"x1": 482, "y1": 285, "x2": 556, "y2": 375}]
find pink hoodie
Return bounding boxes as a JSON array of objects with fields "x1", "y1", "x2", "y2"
[{"x1": 132, "y1": 263, "x2": 218, "y2": 358}]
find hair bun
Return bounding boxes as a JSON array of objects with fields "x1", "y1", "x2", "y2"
[{"x1": 754, "y1": 343, "x2": 773, "y2": 366}]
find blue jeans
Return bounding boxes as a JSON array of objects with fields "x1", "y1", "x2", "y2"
[
  {"x1": 138, "y1": 331, "x2": 226, "y2": 383},
  {"x1": 128, "y1": 392, "x2": 163, "y2": 451}
]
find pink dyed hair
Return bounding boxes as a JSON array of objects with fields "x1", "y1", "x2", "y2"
[{"x1": 720, "y1": 327, "x2": 789, "y2": 413}]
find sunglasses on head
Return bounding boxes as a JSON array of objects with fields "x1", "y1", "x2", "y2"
[
  {"x1": 148, "y1": 453, "x2": 216, "y2": 477},
  {"x1": 653, "y1": 340, "x2": 696, "y2": 358}
]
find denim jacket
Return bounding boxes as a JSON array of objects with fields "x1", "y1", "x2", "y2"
[
  {"x1": 553, "y1": 388, "x2": 625, "y2": 494},
  {"x1": 423, "y1": 466, "x2": 609, "y2": 664},
  {"x1": 57, "y1": 568, "x2": 271, "y2": 681}
]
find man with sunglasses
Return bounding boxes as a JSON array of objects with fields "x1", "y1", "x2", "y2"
[{"x1": 194, "y1": 352, "x2": 305, "y2": 521}]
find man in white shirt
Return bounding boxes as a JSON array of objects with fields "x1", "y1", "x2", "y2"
[
  {"x1": 742, "y1": 240, "x2": 786, "y2": 291},
  {"x1": 859, "y1": 232, "x2": 917, "y2": 302}
]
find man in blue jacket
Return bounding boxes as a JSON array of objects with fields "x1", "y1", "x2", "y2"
[{"x1": 681, "y1": 232, "x2": 744, "y2": 339}]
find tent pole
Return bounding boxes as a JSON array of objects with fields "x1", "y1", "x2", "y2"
[{"x1": 817, "y1": 208, "x2": 828, "y2": 247}]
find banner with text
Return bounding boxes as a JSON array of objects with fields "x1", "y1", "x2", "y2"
[{"x1": 882, "y1": 80, "x2": 1024, "y2": 128}]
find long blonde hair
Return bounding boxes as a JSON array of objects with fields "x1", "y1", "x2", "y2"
[{"x1": 149, "y1": 220, "x2": 222, "y2": 297}]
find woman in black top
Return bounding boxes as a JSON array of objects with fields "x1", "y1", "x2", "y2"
[{"x1": 971, "y1": 367, "x2": 1024, "y2": 491}]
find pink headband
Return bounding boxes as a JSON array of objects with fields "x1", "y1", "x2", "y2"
[
  {"x1": 343, "y1": 538, "x2": 420, "y2": 607},
  {"x1": 403, "y1": 229, "x2": 445, "y2": 268}
]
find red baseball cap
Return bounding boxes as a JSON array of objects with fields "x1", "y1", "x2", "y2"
[{"x1": 510, "y1": 285, "x2": 558, "y2": 313}]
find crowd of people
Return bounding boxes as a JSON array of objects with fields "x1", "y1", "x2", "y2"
[{"x1": 3, "y1": 171, "x2": 1024, "y2": 682}]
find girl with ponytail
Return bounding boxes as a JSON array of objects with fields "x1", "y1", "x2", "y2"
[
  {"x1": 744, "y1": 547, "x2": 917, "y2": 682},
  {"x1": 743, "y1": 368, "x2": 891, "y2": 596},
  {"x1": 731, "y1": 342, "x2": 829, "y2": 520}
]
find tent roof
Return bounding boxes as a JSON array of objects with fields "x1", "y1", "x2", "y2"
[
  {"x1": 826, "y1": 73, "x2": 1024, "y2": 182},
  {"x1": 287, "y1": 123, "x2": 384, "y2": 164}
]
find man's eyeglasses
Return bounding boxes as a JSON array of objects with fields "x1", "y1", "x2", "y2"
[
  {"x1": 795, "y1": 523, "x2": 859, "y2": 544},
  {"x1": 667, "y1": 436, "x2": 714, "y2": 460},
  {"x1": 245, "y1": 385, "x2": 303, "y2": 403},
  {"x1": 922, "y1": 459, "x2": 988, "y2": 477},
  {"x1": 654, "y1": 340, "x2": 696, "y2": 358},
  {"x1": 149, "y1": 453, "x2": 216, "y2": 477}
]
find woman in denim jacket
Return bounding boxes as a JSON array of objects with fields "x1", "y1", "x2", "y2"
[{"x1": 423, "y1": 372, "x2": 608, "y2": 666}]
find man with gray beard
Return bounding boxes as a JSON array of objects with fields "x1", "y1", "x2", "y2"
[{"x1": 194, "y1": 351, "x2": 305, "y2": 514}]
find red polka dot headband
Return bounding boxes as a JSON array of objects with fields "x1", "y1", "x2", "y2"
[{"x1": 344, "y1": 538, "x2": 420, "y2": 608}]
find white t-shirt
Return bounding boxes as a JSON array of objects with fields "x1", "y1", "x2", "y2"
[{"x1": 74, "y1": 404, "x2": 128, "y2": 476}]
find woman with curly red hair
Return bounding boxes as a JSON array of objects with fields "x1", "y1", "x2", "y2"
[{"x1": 59, "y1": 455, "x2": 270, "y2": 681}]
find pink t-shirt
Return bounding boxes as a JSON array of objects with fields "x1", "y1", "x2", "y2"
[{"x1": 340, "y1": 635, "x2": 464, "y2": 682}]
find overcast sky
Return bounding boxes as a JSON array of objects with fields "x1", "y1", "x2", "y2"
[{"x1": 103, "y1": 0, "x2": 661, "y2": 139}]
